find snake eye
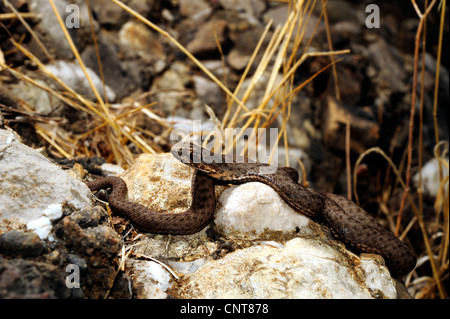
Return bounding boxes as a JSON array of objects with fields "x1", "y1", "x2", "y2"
[{"x1": 191, "y1": 151, "x2": 202, "y2": 163}]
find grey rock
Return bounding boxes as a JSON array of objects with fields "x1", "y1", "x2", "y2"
[
  {"x1": 27, "y1": 0, "x2": 74, "y2": 59},
  {"x1": 45, "y1": 60, "x2": 117, "y2": 102},
  {"x1": 81, "y1": 40, "x2": 133, "y2": 99},
  {"x1": 90, "y1": 0, "x2": 127, "y2": 27},
  {"x1": 0, "y1": 129, "x2": 92, "y2": 233}
]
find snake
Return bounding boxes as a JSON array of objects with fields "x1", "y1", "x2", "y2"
[{"x1": 86, "y1": 143, "x2": 416, "y2": 277}]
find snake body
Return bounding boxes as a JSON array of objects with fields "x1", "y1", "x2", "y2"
[
  {"x1": 87, "y1": 143, "x2": 416, "y2": 277},
  {"x1": 86, "y1": 171, "x2": 216, "y2": 235}
]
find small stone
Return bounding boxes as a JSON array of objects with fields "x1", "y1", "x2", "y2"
[
  {"x1": 263, "y1": 4, "x2": 289, "y2": 26},
  {"x1": 26, "y1": 216, "x2": 53, "y2": 240},
  {"x1": 186, "y1": 19, "x2": 228, "y2": 56},
  {"x1": 9, "y1": 79, "x2": 60, "y2": 115},
  {"x1": 179, "y1": 0, "x2": 212, "y2": 19},
  {"x1": 413, "y1": 158, "x2": 449, "y2": 197},
  {"x1": 42, "y1": 204, "x2": 63, "y2": 221},
  {"x1": 215, "y1": 182, "x2": 311, "y2": 239},
  {"x1": 193, "y1": 75, "x2": 224, "y2": 109},
  {"x1": 0, "y1": 230, "x2": 45, "y2": 257},
  {"x1": 119, "y1": 21, "x2": 165, "y2": 59},
  {"x1": 227, "y1": 49, "x2": 251, "y2": 71},
  {"x1": 90, "y1": 0, "x2": 127, "y2": 27},
  {"x1": 322, "y1": 96, "x2": 379, "y2": 154},
  {"x1": 100, "y1": 163, "x2": 125, "y2": 177},
  {"x1": 126, "y1": 259, "x2": 173, "y2": 299},
  {"x1": 67, "y1": 206, "x2": 107, "y2": 229},
  {"x1": 46, "y1": 60, "x2": 116, "y2": 102},
  {"x1": 54, "y1": 218, "x2": 121, "y2": 259},
  {"x1": 67, "y1": 254, "x2": 88, "y2": 272},
  {"x1": 220, "y1": 0, "x2": 266, "y2": 25},
  {"x1": 120, "y1": 153, "x2": 193, "y2": 213},
  {"x1": 27, "y1": 0, "x2": 74, "y2": 59},
  {"x1": 151, "y1": 63, "x2": 192, "y2": 114},
  {"x1": 367, "y1": 39, "x2": 408, "y2": 92},
  {"x1": 81, "y1": 40, "x2": 134, "y2": 99}
]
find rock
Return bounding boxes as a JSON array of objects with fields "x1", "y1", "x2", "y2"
[
  {"x1": 0, "y1": 128, "x2": 125, "y2": 296},
  {"x1": 127, "y1": 0, "x2": 156, "y2": 17},
  {"x1": 45, "y1": 60, "x2": 116, "y2": 102},
  {"x1": 315, "y1": 0, "x2": 356, "y2": 23},
  {"x1": 186, "y1": 19, "x2": 228, "y2": 57},
  {"x1": 413, "y1": 158, "x2": 449, "y2": 197},
  {"x1": 219, "y1": 0, "x2": 266, "y2": 25},
  {"x1": 215, "y1": 182, "x2": 311, "y2": 239},
  {"x1": 9, "y1": 79, "x2": 60, "y2": 115},
  {"x1": 227, "y1": 26, "x2": 267, "y2": 71},
  {"x1": 51, "y1": 205, "x2": 124, "y2": 298},
  {"x1": 359, "y1": 255, "x2": 398, "y2": 299},
  {"x1": 126, "y1": 259, "x2": 174, "y2": 299},
  {"x1": 120, "y1": 153, "x2": 198, "y2": 214},
  {"x1": 27, "y1": 215, "x2": 54, "y2": 240},
  {"x1": 179, "y1": 0, "x2": 212, "y2": 20},
  {"x1": 99, "y1": 162, "x2": 125, "y2": 177},
  {"x1": 65, "y1": 206, "x2": 107, "y2": 229},
  {"x1": 54, "y1": 219, "x2": 120, "y2": 259},
  {"x1": 51, "y1": 205, "x2": 123, "y2": 298},
  {"x1": 192, "y1": 75, "x2": 225, "y2": 109},
  {"x1": 27, "y1": 0, "x2": 74, "y2": 60},
  {"x1": 0, "y1": 257, "x2": 70, "y2": 298},
  {"x1": 81, "y1": 40, "x2": 134, "y2": 99},
  {"x1": 321, "y1": 96, "x2": 379, "y2": 154},
  {"x1": 90, "y1": 0, "x2": 127, "y2": 27},
  {"x1": 118, "y1": 21, "x2": 165, "y2": 59},
  {"x1": 236, "y1": 70, "x2": 284, "y2": 111},
  {"x1": 263, "y1": 3, "x2": 289, "y2": 26},
  {"x1": 367, "y1": 38, "x2": 408, "y2": 93},
  {"x1": 151, "y1": 62, "x2": 193, "y2": 115},
  {"x1": 0, "y1": 129, "x2": 92, "y2": 233},
  {"x1": 0, "y1": 230, "x2": 44, "y2": 257},
  {"x1": 173, "y1": 238, "x2": 398, "y2": 298},
  {"x1": 26, "y1": 0, "x2": 93, "y2": 61},
  {"x1": 227, "y1": 49, "x2": 251, "y2": 71}
]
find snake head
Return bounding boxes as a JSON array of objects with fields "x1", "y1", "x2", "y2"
[
  {"x1": 171, "y1": 142, "x2": 207, "y2": 165},
  {"x1": 171, "y1": 142, "x2": 224, "y2": 175}
]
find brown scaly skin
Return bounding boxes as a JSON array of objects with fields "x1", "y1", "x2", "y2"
[{"x1": 87, "y1": 171, "x2": 216, "y2": 235}]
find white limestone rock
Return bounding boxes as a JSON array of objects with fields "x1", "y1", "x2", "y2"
[
  {"x1": 413, "y1": 157, "x2": 449, "y2": 197},
  {"x1": 46, "y1": 60, "x2": 116, "y2": 102},
  {"x1": 0, "y1": 129, "x2": 92, "y2": 234},
  {"x1": 215, "y1": 182, "x2": 311, "y2": 238},
  {"x1": 174, "y1": 238, "x2": 398, "y2": 299},
  {"x1": 126, "y1": 259, "x2": 174, "y2": 299}
]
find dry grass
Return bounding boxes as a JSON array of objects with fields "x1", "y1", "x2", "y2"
[{"x1": 0, "y1": 0, "x2": 448, "y2": 298}]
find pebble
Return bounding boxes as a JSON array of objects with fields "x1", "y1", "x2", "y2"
[
  {"x1": 46, "y1": 60, "x2": 117, "y2": 102},
  {"x1": 186, "y1": 19, "x2": 228, "y2": 56},
  {"x1": 179, "y1": 0, "x2": 212, "y2": 19},
  {"x1": 118, "y1": 21, "x2": 165, "y2": 59},
  {"x1": 0, "y1": 230, "x2": 45, "y2": 257}
]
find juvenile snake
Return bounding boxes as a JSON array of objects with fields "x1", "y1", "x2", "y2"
[{"x1": 87, "y1": 143, "x2": 416, "y2": 277}]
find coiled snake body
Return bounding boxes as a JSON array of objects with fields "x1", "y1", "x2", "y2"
[{"x1": 87, "y1": 144, "x2": 416, "y2": 277}]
